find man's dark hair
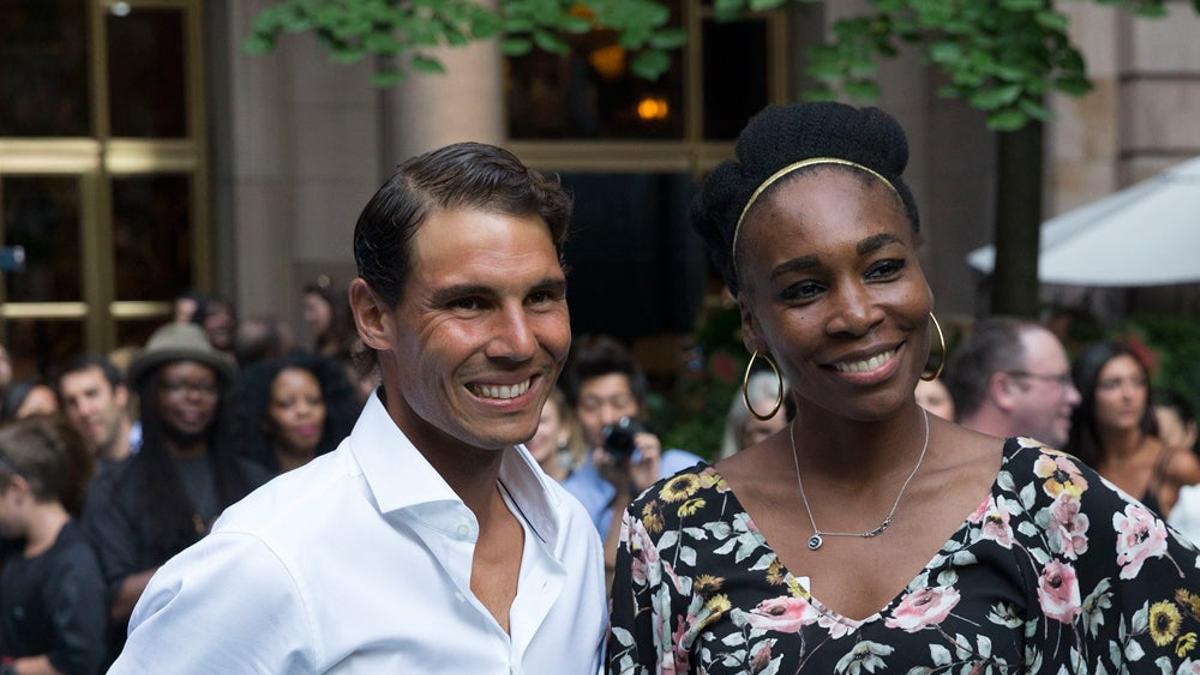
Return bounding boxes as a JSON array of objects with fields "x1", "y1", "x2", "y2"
[
  {"x1": 54, "y1": 353, "x2": 124, "y2": 396},
  {"x1": 353, "y1": 142, "x2": 573, "y2": 309},
  {"x1": 944, "y1": 317, "x2": 1030, "y2": 420},
  {"x1": 562, "y1": 336, "x2": 648, "y2": 410}
]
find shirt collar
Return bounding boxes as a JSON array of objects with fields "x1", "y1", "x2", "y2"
[{"x1": 349, "y1": 392, "x2": 561, "y2": 546}]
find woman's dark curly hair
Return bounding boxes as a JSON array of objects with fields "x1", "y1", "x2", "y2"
[
  {"x1": 229, "y1": 352, "x2": 359, "y2": 473},
  {"x1": 691, "y1": 102, "x2": 920, "y2": 295}
]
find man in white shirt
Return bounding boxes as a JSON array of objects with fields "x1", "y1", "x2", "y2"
[{"x1": 111, "y1": 142, "x2": 607, "y2": 674}]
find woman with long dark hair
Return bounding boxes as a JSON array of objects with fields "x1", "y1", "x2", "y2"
[
  {"x1": 82, "y1": 324, "x2": 269, "y2": 660},
  {"x1": 230, "y1": 353, "x2": 358, "y2": 476},
  {"x1": 607, "y1": 102, "x2": 1200, "y2": 673},
  {"x1": 1067, "y1": 342, "x2": 1200, "y2": 517}
]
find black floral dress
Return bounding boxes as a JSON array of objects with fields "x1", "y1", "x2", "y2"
[{"x1": 607, "y1": 437, "x2": 1200, "y2": 674}]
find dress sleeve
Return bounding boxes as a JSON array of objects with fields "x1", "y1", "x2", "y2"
[
  {"x1": 44, "y1": 541, "x2": 109, "y2": 675},
  {"x1": 108, "y1": 531, "x2": 319, "y2": 674},
  {"x1": 607, "y1": 504, "x2": 660, "y2": 675},
  {"x1": 1018, "y1": 442, "x2": 1200, "y2": 673}
]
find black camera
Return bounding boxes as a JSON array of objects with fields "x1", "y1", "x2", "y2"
[{"x1": 602, "y1": 416, "x2": 643, "y2": 460}]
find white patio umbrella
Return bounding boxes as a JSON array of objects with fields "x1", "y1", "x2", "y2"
[{"x1": 967, "y1": 156, "x2": 1200, "y2": 287}]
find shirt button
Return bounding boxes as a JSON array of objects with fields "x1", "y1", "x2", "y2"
[{"x1": 456, "y1": 524, "x2": 470, "y2": 537}]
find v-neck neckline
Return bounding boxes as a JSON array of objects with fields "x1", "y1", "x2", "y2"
[{"x1": 701, "y1": 438, "x2": 1017, "y2": 626}]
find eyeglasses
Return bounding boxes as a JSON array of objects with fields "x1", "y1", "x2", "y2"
[
  {"x1": 1005, "y1": 371, "x2": 1074, "y2": 388},
  {"x1": 160, "y1": 380, "x2": 219, "y2": 397}
]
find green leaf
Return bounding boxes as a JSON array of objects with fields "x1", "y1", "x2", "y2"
[
  {"x1": 1053, "y1": 76, "x2": 1092, "y2": 96},
  {"x1": 329, "y1": 47, "x2": 368, "y2": 64},
  {"x1": 748, "y1": 0, "x2": 785, "y2": 10},
  {"x1": 650, "y1": 28, "x2": 688, "y2": 50},
  {"x1": 410, "y1": 54, "x2": 447, "y2": 75},
  {"x1": 970, "y1": 84, "x2": 1022, "y2": 110},
  {"x1": 1034, "y1": 11, "x2": 1070, "y2": 32},
  {"x1": 499, "y1": 37, "x2": 534, "y2": 56},
  {"x1": 1018, "y1": 97, "x2": 1052, "y2": 121},
  {"x1": 372, "y1": 69, "x2": 407, "y2": 87},
  {"x1": 929, "y1": 41, "x2": 962, "y2": 65},
  {"x1": 987, "y1": 108, "x2": 1029, "y2": 131},
  {"x1": 631, "y1": 49, "x2": 671, "y2": 80},
  {"x1": 532, "y1": 30, "x2": 569, "y2": 55},
  {"x1": 243, "y1": 34, "x2": 275, "y2": 55},
  {"x1": 844, "y1": 79, "x2": 881, "y2": 101},
  {"x1": 557, "y1": 16, "x2": 592, "y2": 34},
  {"x1": 801, "y1": 86, "x2": 837, "y2": 102},
  {"x1": 365, "y1": 32, "x2": 402, "y2": 55}
]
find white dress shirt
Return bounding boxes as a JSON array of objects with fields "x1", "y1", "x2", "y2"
[{"x1": 110, "y1": 393, "x2": 607, "y2": 674}]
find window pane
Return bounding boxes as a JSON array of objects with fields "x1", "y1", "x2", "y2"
[
  {"x1": 558, "y1": 172, "x2": 706, "y2": 338},
  {"x1": 0, "y1": 0, "x2": 90, "y2": 136},
  {"x1": 107, "y1": 8, "x2": 187, "y2": 137},
  {"x1": 112, "y1": 174, "x2": 191, "y2": 300},
  {"x1": 116, "y1": 318, "x2": 168, "y2": 350},
  {"x1": 1, "y1": 176, "x2": 83, "y2": 302},
  {"x1": 507, "y1": 3, "x2": 685, "y2": 139},
  {"x1": 2, "y1": 319, "x2": 84, "y2": 380},
  {"x1": 702, "y1": 19, "x2": 769, "y2": 140}
]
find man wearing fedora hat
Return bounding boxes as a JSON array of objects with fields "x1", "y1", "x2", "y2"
[
  {"x1": 82, "y1": 322, "x2": 270, "y2": 664},
  {"x1": 111, "y1": 143, "x2": 606, "y2": 673}
]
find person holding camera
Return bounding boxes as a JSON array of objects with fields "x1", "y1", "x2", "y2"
[{"x1": 562, "y1": 336, "x2": 701, "y2": 575}]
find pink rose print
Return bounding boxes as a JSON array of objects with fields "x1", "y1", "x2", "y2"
[
  {"x1": 970, "y1": 495, "x2": 1015, "y2": 548},
  {"x1": 627, "y1": 517, "x2": 659, "y2": 586},
  {"x1": 745, "y1": 596, "x2": 820, "y2": 633},
  {"x1": 1036, "y1": 560, "x2": 1081, "y2": 623},
  {"x1": 1113, "y1": 503, "x2": 1168, "y2": 580},
  {"x1": 749, "y1": 638, "x2": 776, "y2": 673},
  {"x1": 1046, "y1": 494, "x2": 1090, "y2": 560},
  {"x1": 884, "y1": 587, "x2": 961, "y2": 632}
]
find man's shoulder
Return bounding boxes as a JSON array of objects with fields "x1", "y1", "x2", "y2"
[{"x1": 213, "y1": 444, "x2": 366, "y2": 546}]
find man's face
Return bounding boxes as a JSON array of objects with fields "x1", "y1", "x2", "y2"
[
  {"x1": 376, "y1": 208, "x2": 571, "y2": 451},
  {"x1": 60, "y1": 366, "x2": 128, "y2": 452},
  {"x1": 1005, "y1": 329, "x2": 1081, "y2": 447},
  {"x1": 576, "y1": 373, "x2": 640, "y2": 449},
  {"x1": 156, "y1": 361, "x2": 220, "y2": 442}
]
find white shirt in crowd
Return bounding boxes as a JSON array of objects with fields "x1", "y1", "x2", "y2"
[{"x1": 110, "y1": 392, "x2": 608, "y2": 674}]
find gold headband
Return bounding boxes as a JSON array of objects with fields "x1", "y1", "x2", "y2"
[{"x1": 730, "y1": 157, "x2": 900, "y2": 266}]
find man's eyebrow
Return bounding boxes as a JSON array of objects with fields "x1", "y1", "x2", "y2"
[
  {"x1": 529, "y1": 278, "x2": 568, "y2": 295},
  {"x1": 857, "y1": 233, "x2": 903, "y2": 255},
  {"x1": 428, "y1": 284, "x2": 496, "y2": 306},
  {"x1": 769, "y1": 255, "x2": 820, "y2": 281}
]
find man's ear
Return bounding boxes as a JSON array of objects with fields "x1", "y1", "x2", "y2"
[
  {"x1": 988, "y1": 371, "x2": 1017, "y2": 413},
  {"x1": 114, "y1": 384, "x2": 129, "y2": 410},
  {"x1": 349, "y1": 278, "x2": 394, "y2": 352}
]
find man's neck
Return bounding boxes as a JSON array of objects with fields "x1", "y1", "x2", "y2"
[
  {"x1": 379, "y1": 388, "x2": 506, "y2": 521},
  {"x1": 98, "y1": 418, "x2": 133, "y2": 462},
  {"x1": 24, "y1": 502, "x2": 70, "y2": 558},
  {"x1": 958, "y1": 407, "x2": 1017, "y2": 441}
]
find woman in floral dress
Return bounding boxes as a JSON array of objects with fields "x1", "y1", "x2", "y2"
[{"x1": 607, "y1": 102, "x2": 1200, "y2": 674}]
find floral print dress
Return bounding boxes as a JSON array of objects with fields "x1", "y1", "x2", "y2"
[{"x1": 607, "y1": 437, "x2": 1200, "y2": 674}]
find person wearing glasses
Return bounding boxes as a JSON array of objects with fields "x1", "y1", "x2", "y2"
[
  {"x1": 1066, "y1": 342, "x2": 1200, "y2": 518},
  {"x1": 945, "y1": 317, "x2": 1081, "y2": 448},
  {"x1": 82, "y1": 323, "x2": 270, "y2": 665}
]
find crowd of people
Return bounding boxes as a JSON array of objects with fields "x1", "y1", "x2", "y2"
[
  {"x1": 0, "y1": 103, "x2": 1197, "y2": 673},
  {"x1": 0, "y1": 286, "x2": 365, "y2": 673}
]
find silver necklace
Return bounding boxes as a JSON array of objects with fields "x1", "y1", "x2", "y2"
[{"x1": 790, "y1": 408, "x2": 929, "y2": 551}]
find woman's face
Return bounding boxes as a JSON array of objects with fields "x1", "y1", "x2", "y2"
[
  {"x1": 268, "y1": 367, "x2": 327, "y2": 454},
  {"x1": 528, "y1": 397, "x2": 567, "y2": 464},
  {"x1": 914, "y1": 378, "x2": 955, "y2": 421},
  {"x1": 304, "y1": 293, "x2": 333, "y2": 336},
  {"x1": 736, "y1": 169, "x2": 931, "y2": 421},
  {"x1": 1092, "y1": 354, "x2": 1148, "y2": 433}
]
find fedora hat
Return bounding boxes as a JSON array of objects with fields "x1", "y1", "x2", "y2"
[{"x1": 127, "y1": 323, "x2": 237, "y2": 389}]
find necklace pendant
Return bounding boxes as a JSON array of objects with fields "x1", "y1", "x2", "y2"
[{"x1": 807, "y1": 534, "x2": 824, "y2": 551}]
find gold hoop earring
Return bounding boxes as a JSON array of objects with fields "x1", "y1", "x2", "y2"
[
  {"x1": 921, "y1": 312, "x2": 946, "y2": 382},
  {"x1": 743, "y1": 350, "x2": 784, "y2": 420}
]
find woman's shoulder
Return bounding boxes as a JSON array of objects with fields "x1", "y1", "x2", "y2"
[{"x1": 627, "y1": 462, "x2": 731, "y2": 534}]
